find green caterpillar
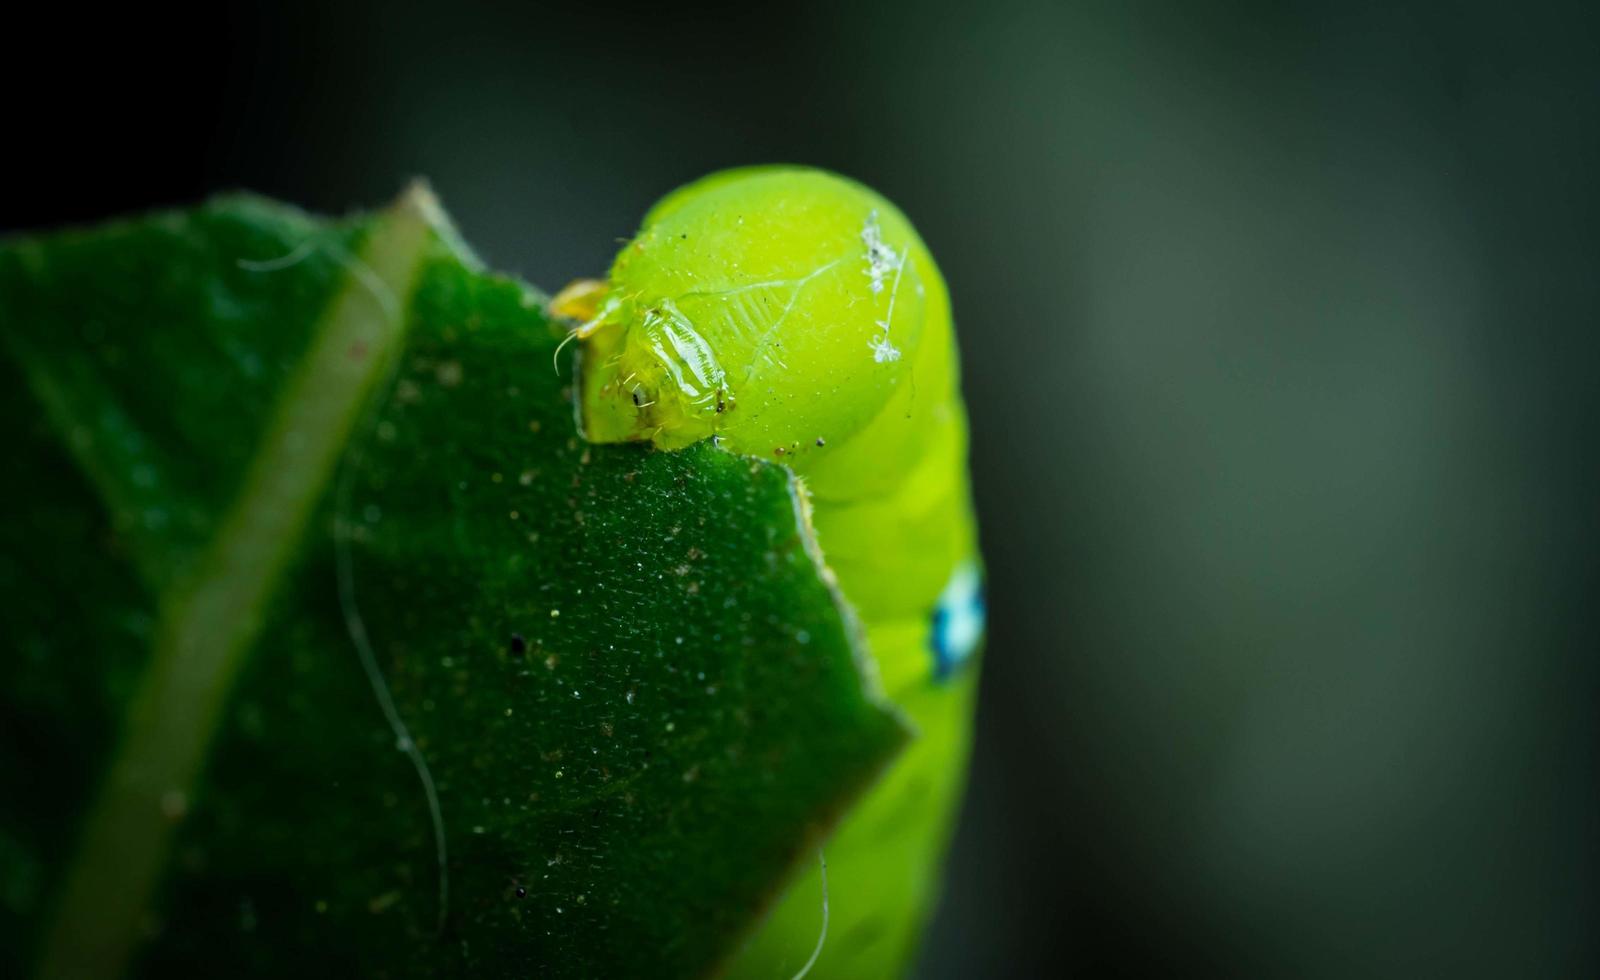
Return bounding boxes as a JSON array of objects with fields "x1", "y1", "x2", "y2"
[{"x1": 558, "y1": 166, "x2": 983, "y2": 977}]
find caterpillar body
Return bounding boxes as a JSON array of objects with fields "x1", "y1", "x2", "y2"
[{"x1": 564, "y1": 167, "x2": 982, "y2": 978}]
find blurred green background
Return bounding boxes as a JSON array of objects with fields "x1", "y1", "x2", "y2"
[{"x1": 10, "y1": 1, "x2": 1598, "y2": 975}]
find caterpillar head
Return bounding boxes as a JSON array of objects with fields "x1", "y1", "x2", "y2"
[{"x1": 577, "y1": 167, "x2": 943, "y2": 462}]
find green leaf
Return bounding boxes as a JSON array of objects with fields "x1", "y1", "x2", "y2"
[{"x1": 0, "y1": 186, "x2": 909, "y2": 978}]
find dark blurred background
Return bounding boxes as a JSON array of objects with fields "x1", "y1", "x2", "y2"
[{"x1": 10, "y1": 1, "x2": 1598, "y2": 975}]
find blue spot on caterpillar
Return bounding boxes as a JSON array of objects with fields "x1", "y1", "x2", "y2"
[{"x1": 930, "y1": 562, "x2": 985, "y2": 681}]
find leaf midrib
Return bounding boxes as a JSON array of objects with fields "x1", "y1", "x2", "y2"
[{"x1": 31, "y1": 186, "x2": 442, "y2": 980}]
